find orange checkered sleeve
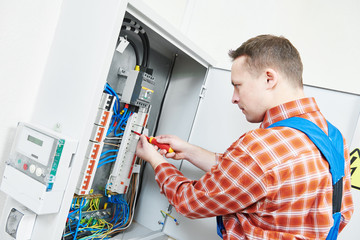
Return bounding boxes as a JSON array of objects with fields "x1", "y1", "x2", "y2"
[{"x1": 154, "y1": 98, "x2": 354, "y2": 239}]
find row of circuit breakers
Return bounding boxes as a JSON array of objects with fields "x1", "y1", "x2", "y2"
[
  {"x1": 77, "y1": 17, "x2": 156, "y2": 196},
  {"x1": 76, "y1": 70, "x2": 155, "y2": 195}
]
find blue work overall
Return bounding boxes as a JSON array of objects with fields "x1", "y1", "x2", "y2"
[{"x1": 217, "y1": 117, "x2": 344, "y2": 240}]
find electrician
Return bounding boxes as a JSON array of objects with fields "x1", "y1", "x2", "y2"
[{"x1": 135, "y1": 35, "x2": 354, "y2": 239}]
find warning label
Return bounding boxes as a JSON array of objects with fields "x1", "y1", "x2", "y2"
[{"x1": 350, "y1": 148, "x2": 360, "y2": 190}]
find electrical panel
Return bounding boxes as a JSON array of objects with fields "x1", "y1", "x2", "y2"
[
  {"x1": 0, "y1": 4, "x2": 212, "y2": 239},
  {"x1": 62, "y1": 16, "x2": 160, "y2": 239}
]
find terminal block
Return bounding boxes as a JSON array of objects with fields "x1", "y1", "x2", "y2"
[
  {"x1": 90, "y1": 125, "x2": 106, "y2": 143},
  {"x1": 75, "y1": 141, "x2": 104, "y2": 195},
  {"x1": 95, "y1": 109, "x2": 111, "y2": 128},
  {"x1": 106, "y1": 107, "x2": 149, "y2": 194}
]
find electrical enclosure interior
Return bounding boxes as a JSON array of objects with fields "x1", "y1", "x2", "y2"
[{"x1": 60, "y1": 11, "x2": 209, "y2": 239}]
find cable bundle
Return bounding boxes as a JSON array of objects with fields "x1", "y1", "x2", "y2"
[
  {"x1": 97, "y1": 149, "x2": 118, "y2": 169},
  {"x1": 104, "y1": 83, "x2": 133, "y2": 137},
  {"x1": 121, "y1": 18, "x2": 150, "y2": 69},
  {"x1": 107, "y1": 195, "x2": 129, "y2": 228},
  {"x1": 63, "y1": 191, "x2": 134, "y2": 239}
]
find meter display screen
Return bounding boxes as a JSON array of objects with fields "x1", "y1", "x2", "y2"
[
  {"x1": 16, "y1": 126, "x2": 55, "y2": 166},
  {"x1": 27, "y1": 135, "x2": 43, "y2": 147}
]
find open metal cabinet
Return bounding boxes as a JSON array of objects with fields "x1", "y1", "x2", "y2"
[{"x1": 95, "y1": 2, "x2": 216, "y2": 239}]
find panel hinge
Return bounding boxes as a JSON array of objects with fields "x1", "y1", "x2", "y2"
[{"x1": 199, "y1": 85, "x2": 207, "y2": 99}]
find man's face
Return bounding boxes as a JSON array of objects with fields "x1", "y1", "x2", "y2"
[{"x1": 231, "y1": 56, "x2": 268, "y2": 123}]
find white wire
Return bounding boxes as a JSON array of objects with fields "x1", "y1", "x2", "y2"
[{"x1": 105, "y1": 136, "x2": 123, "y2": 140}]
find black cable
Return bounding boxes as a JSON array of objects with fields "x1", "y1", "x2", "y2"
[
  {"x1": 116, "y1": 35, "x2": 140, "y2": 68},
  {"x1": 121, "y1": 25, "x2": 148, "y2": 67},
  {"x1": 143, "y1": 31, "x2": 150, "y2": 68},
  {"x1": 153, "y1": 54, "x2": 178, "y2": 136},
  {"x1": 123, "y1": 18, "x2": 150, "y2": 68},
  {"x1": 126, "y1": 37, "x2": 140, "y2": 67}
]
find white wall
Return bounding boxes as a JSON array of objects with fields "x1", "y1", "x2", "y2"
[
  {"x1": 145, "y1": 0, "x2": 360, "y2": 95},
  {"x1": 0, "y1": 0, "x2": 63, "y2": 215},
  {"x1": 141, "y1": 0, "x2": 189, "y2": 30}
]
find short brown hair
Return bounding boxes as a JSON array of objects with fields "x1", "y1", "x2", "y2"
[{"x1": 229, "y1": 35, "x2": 303, "y2": 87}]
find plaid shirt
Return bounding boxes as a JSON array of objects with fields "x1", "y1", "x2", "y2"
[{"x1": 155, "y1": 97, "x2": 354, "y2": 239}]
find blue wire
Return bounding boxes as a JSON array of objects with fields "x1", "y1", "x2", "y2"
[
  {"x1": 66, "y1": 198, "x2": 87, "y2": 239},
  {"x1": 99, "y1": 154, "x2": 117, "y2": 163},
  {"x1": 105, "y1": 83, "x2": 117, "y2": 97},
  {"x1": 114, "y1": 110, "x2": 132, "y2": 137},
  {"x1": 114, "y1": 110, "x2": 127, "y2": 136},
  {"x1": 107, "y1": 108, "x2": 128, "y2": 137},
  {"x1": 100, "y1": 149, "x2": 118, "y2": 157},
  {"x1": 107, "y1": 117, "x2": 116, "y2": 136},
  {"x1": 106, "y1": 195, "x2": 130, "y2": 228},
  {"x1": 97, "y1": 158, "x2": 117, "y2": 168},
  {"x1": 73, "y1": 198, "x2": 87, "y2": 239},
  {"x1": 120, "y1": 111, "x2": 132, "y2": 131},
  {"x1": 105, "y1": 82, "x2": 122, "y2": 137}
]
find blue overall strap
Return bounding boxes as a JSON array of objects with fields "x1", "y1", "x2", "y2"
[
  {"x1": 217, "y1": 215, "x2": 225, "y2": 238},
  {"x1": 268, "y1": 117, "x2": 344, "y2": 240}
]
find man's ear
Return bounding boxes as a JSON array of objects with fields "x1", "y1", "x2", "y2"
[{"x1": 265, "y1": 68, "x2": 278, "y2": 90}]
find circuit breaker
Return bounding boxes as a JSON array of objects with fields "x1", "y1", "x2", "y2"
[{"x1": 121, "y1": 70, "x2": 155, "y2": 107}]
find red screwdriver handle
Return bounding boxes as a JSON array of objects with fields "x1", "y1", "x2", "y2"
[
  {"x1": 132, "y1": 131, "x2": 174, "y2": 153},
  {"x1": 148, "y1": 137, "x2": 174, "y2": 153}
]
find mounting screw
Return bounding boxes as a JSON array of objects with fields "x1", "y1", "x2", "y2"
[
  {"x1": 54, "y1": 123, "x2": 62, "y2": 133},
  {"x1": 117, "y1": 68, "x2": 127, "y2": 76}
]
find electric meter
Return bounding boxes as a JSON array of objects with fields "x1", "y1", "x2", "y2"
[{"x1": 0, "y1": 122, "x2": 78, "y2": 215}]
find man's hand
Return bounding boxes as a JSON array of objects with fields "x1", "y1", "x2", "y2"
[
  {"x1": 155, "y1": 135, "x2": 191, "y2": 160},
  {"x1": 156, "y1": 135, "x2": 216, "y2": 172},
  {"x1": 136, "y1": 135, "x2": 167, "y2": 169}
]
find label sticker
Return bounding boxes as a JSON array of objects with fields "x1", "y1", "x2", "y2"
[{"x1": 350, "y1": 148, "x2": 360, "y2": 190}]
